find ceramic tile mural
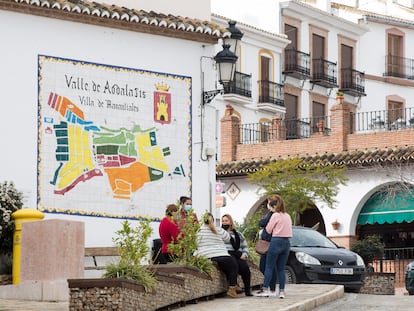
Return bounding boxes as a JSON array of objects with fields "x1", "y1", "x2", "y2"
[{"x1": 38, "y1": 55, "x2": 191, "y2": 219}]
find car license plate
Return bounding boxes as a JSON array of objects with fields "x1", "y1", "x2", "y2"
[{"x1": 330, "y1": 268, "x2": 353, "y2": 275}]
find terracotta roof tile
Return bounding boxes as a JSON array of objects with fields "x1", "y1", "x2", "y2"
[
  {"x1": 216, "y1": 147, "x2": 414, "y2": 177},
  {"x1": 1, "y1": 0, "x2": 229, "y2": 42}
]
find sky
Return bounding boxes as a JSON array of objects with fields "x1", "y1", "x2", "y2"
[{"x1": 211, "y1": 0, "x2": 280, "y2": 33}]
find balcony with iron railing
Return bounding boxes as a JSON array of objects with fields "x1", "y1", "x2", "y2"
[
  {"x1": 283, "y1": 49, "x2": 311, "y2": 80},
  {"x1": 221, "y1": 100, "x2": 414, "y2": 162},
  {"x1": 384, "y1": 54, "x2": 414, "y2": 80},
  {"x1": 257, "y1": 80, "x2": 284, "y2": 113},
  {"x1": 350, "y1": 108, "x2": 414, "y2": 133},
  {"x1": 238, "y1": 116, "x2": 331, "y2": 144},
  {"x1": 236, "y1": 107, "x2": 414, "y2": 144},
  {"x1": 310, "y1": 58, "x2": 338, "y2": 88},
  {"x1": 339, "y1": 68, "x2": 366, "y2": 97},
  {"x1": 223, "y1": 71, "x2": 252, "y2": 98}
]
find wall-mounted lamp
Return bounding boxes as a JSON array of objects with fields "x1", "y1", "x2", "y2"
[{"x1": 202, "y1": 21, "x2": 243, "y2": 105}]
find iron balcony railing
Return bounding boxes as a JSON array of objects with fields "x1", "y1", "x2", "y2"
[
  {"x1": 340, "y1": 68, "x2": 365, "y2": 96},
  {"x1": 238, "y1": 116, "x2": 331, "y2": 144},
  {"x1": 258, "y1": 80, "x2": 284, "y2": 107},
  {"x1": 311, "y1": 58, "x2": 337, "y2": 88},
  {"x1": 223, "y1": 71, "x2": 252, "y2": 98},
  {"x1": 283, "y1": 49, "x2": 311, "y2": 79},
  {"x1": 350, "y1": 107, "x2": 414, "y2": 133},
  {"x1": 237, "y1": 108, "x2": 414, "y2": 144},
  {"x1": 384, "y1": 54, "x2": 414, "y2": 80}
]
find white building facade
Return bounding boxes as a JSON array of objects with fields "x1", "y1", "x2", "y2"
[
  {"x1": 0, "y1": 0, "x2": 227, "y2": 248},
  {"x1": 213, "y1": 0, "x2": 414, "y2": 260}
]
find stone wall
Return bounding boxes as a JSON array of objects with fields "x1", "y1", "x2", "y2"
[
  {"x1": 359, "y1": 272, "x2": 395, "y2": 295},
  {"x1": 68, "y1": 262, "x2": 263, "y2": 311}
]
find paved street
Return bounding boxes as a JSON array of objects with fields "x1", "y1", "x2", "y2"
[
  {"x1": 0, "y1": 286, "x2": 412, "y2": 311},
  {"x1": 0, "y1": 284, "x2": 342, "y2": 311},
  {"x1": 313, "y1": 292, "x2": 413, "y2": 311}
]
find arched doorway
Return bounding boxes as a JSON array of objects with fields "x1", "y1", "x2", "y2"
[
  {"x1": 356, "y1": 189, "x2": 414, "y2": 287},
  {"x1": 248, "y1": 196, "x2": 326, "y2": 235},
  {"x1": 298, "y1": 205, "x2": 326, "y2": 235},
  {"x1": 356, "y1": 190, "x2": 414, "y2": 259}
]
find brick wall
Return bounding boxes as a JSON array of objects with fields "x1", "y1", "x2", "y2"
[{"x1": 221, "y1": 98, "x2": 414, "y2": 162}]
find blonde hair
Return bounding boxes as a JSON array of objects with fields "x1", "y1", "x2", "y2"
[
  {"x1": 203, "y1": 213, "x2": 217, "y2": 234},
  {"x1": 221, "y1": 214, "x2": 235, "y2": 230}
]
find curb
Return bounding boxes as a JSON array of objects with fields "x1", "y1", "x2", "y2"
[{"x1": 281, "y1": 285, "x2": 344, "y2": 311}]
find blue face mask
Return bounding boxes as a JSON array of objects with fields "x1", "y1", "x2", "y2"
[{"x1": 185, "y1": 205, "x2": 192, "y2": 212}]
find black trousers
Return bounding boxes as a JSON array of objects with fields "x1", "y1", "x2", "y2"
[
  {"x1": 211, "y1": 256, "x2": 238, "y2": 286},
  {"x1": 232, "y1": 255, "x2": 251, "y2": 294}
]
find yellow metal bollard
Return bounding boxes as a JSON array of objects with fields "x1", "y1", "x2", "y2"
[{"x1": 11, "y1": 208, "x2": 44, "y2": 284}]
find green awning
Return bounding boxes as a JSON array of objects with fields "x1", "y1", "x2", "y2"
[{"x1": 357, "y1": 191, "x2": 414, "y2": 225}]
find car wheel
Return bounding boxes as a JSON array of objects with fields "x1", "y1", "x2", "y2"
[
  {"x1": 285, "y1": 266, "x2": 297, "y2": 284},
  {"x1": 409, "y1": 291, "x2": 414, "y2": 296}
]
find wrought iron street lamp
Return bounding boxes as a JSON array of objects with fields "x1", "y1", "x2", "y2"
[{"x1": 202, "y1": 22, "x2": 243, "y2": 105}]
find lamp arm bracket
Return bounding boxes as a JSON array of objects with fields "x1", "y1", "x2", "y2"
[{"x1": 203, "y1": 89, "x2": 224, "y2": 105}]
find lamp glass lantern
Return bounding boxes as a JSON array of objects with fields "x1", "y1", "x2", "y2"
[{"x1": 214, "y1": 44, "x2": 238, "y2": 85}]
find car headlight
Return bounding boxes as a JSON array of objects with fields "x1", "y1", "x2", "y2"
[
  {"x1": 295, "y1": 252, "x2": 321, "y2": 265},
  {"x1": 355, "y1": 253, "x2": 365, "y2": 267}
]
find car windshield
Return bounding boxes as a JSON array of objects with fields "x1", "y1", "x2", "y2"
[{"x1": 290, "y1": 228, "x2": 338, "y2": 248}]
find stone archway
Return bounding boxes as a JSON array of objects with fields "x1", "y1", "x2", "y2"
[{"x1": 297, "y1": 205, "x2": 326, "y2": 235}]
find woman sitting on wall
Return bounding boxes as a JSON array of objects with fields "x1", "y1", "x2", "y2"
[{"x1": 196, "y1": 213, "x2": 239, "y2": 298}]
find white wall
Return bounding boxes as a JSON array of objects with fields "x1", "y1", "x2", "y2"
[{"x1": 0, "y1": 10, "x2": 218, "y2": 248}]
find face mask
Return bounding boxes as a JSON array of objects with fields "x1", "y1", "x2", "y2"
[
  {"x1": 222, "y1": 224, "x2": 231, "y2": 230},
  {"x1": 184, "y1": 205, "x2": 192, "y2": 212}
]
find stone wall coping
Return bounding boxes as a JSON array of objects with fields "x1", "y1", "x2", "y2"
[{"x1": 67, "y1": 278, "x2": 145, "y2": 292}]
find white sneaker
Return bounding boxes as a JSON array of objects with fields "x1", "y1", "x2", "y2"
[
  {"x1": 269, "y1": 290, "x2": 277, "y2": 297},
  {"x1": 254, "y1": 288, "x2": 270, "y2": 297},
  {"x1": 279, "y1": 291, "x2": 285, "y2": 299}
]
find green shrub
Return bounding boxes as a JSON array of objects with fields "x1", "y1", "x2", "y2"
[
  {"x1": 0, "y1": 181, "x2": 23, "y2": 274},
  {"x1": 103, "y1": 219, "x2": 157, "y2": 292},
  {"x1": 351, "y1": 235, "x2": 384, "y2": 266}
]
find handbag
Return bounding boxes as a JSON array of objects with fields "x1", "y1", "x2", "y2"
[{"x1": 255, "y1": 239, "x2": 270, "y2": 255}]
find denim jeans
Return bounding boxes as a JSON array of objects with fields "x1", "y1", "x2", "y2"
[
  {"x1": 259, "y1": 254, "x2": 277, "y2": 290},
  {"x1": 262, "y1": 237, "x2": 290, "y2": 291}
]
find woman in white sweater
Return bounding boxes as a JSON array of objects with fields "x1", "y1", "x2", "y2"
[{"x1": 196, "y1": 213, "x2": 239, "y2": 298}]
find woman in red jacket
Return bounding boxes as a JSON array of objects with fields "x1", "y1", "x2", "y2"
[{"x1": 158, "y1": 204, "x2": 180, "y2": 263}]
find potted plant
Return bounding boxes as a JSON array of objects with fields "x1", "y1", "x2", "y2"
[
  {"x1": 335, "y1": 91, "x2": 344, "y2": 104},
  {"x1": 103, "y1": 219, "x2": 158, "y2": 292},
  {"x1": 331, "y1": 220, "x2": 340, "y2": 230}
]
